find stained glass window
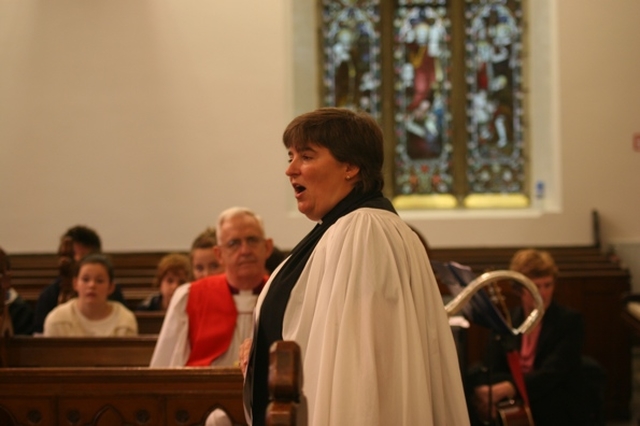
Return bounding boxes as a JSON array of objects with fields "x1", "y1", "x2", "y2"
[
  {"x1": 321, "y1": 0, "x2": 382, "y2": 119},
  {"x1": 463, "y1": 0, "x2": 526, "y2": 207},
  {"x1": 319, "y1": 0, "x2": 528, "y2": 209},
  {"x1": 393, "y1": 1, "x2": 453, "y2": 199}
]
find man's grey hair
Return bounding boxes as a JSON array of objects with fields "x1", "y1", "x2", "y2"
[{"x1": 215, "y1": 207, "x2": 265, "y2": 241}]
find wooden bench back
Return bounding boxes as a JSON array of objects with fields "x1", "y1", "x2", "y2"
[
  {"x1": 135, "y1": 311, "x2": 165, "y2": 334},
  {"x1": 1, "y1": 335, "x2": 156, "y2": 367},
  {"x1": 0, "y1": 339, "x2": 304, "y2": 425},
  {"x1": 8, "y1": 246, "x2": 625, "y2": 311},
  {"x1": 0, "y1": 366, "x2": 246, "y2": 425}
]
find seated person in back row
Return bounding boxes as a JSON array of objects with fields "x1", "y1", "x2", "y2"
[
  {"x1": 137, "y1": 253, "x2": 191, "y2": 311},
  {"x1": 1, "y1": 247, "x2": 35, "y2": 335},
  {"x1": 43, "y1": 253, "x2": 137, "y2": 337},
  {"x1": 33, "y1": 225, "x2": 125, "y2": 334},
  {"x1": 190, "y1": 227, "x2": 225, "y2": 280},
  {"x1": 150, "y1": 206, "x2": 273, "y2": 367},
  {"x1": 468, "y1": 248, "x2": 586, "y2": 426}
]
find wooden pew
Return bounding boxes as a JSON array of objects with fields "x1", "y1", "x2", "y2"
[
  {"x1": 10, "y1": 246, "x2": 622, "y2": 310},
  {"x1": 135, "y1": 311, "x2": 165, "y2": 335},
  {"x1": 0, "y1": 334, "x2": 306, "y2": 425},
  {"x1": 0, "y1": 334, "x2": 250, "y2": 424},
  {"x1": 0, "y1": 341, "x2": 302, "y2": 426},
  {"x1": 7, "y1": 245, "x2": 632, "y2": 420},
  {"x1": 429, "y1": 245, "x2": 621, "y2": 273},
  {"x1": 0, "y1": 367, "x2": 247, "y2": 426},
  {"x1": 1, "y1": 336, "x2": 157, "y2": 367},
  {"x1": 12, "y1": 246, "x2": 620, "y2": 309}
]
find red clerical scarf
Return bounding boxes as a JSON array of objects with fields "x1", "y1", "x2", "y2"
[{"x1": 185, "y1": 274, "x2": 266, "y2": 366}]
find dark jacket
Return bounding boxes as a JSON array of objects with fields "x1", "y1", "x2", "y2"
[
  {"x1": 472, "y1": 301, "x2": 587, "y2": 426},
  {"x1": 136, "y1": 293, "x2": 164, "y2": 311},
  {"x1": 6, "y1": 289, "x2": 35, "y2": 335}
]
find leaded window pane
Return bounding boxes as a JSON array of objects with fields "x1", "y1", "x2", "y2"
[
  {"x1": 464, "y1": 0, "x2": 525, "y2": 195},
  {"x1": 393, "y1": 0, "x2": 453, "y2": 196},
  {"x1": 321, "y1": 0, "x2": 382, "y2": 119}
]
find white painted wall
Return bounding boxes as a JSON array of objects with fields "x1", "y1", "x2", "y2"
[{"x1": 0, "y1": 0, "x2": 639, "y2": 260}]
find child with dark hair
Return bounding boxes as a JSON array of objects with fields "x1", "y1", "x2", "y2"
[
  {"x1": 137, "y1": 253, "x2": 191, "y2": 311},
  {"x1": 33, "y1": 225, "x2": 126, "y2": 334},
  {"x1": 63, "y1": 225, "x2": 102, "y2": 256},
  {"x1": 43, "y1": 254, "x2": 137, "y2": 337}
]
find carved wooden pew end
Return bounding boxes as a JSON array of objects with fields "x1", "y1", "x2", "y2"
[{"x1": 267, "y1": 340, "x2": 306, "y2": 426}]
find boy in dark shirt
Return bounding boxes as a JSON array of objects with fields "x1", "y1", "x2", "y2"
[{"x1": 32, "y1": 225, "x2": 125, "y2": 334}]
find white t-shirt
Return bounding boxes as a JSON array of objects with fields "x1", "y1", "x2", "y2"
[{"x1": 43, "y1": 298, "x2": 138, "y2": 337}]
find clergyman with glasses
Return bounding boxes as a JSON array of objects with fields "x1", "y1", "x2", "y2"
[{"x1": 150, "y1": 206, "x2": 274, "y2": 368}]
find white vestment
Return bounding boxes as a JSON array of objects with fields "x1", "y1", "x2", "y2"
[
  {"x1": 150, "y1": 282, "x2": 257, "y2": 367},
  {"x1": 252, "y1": 208, "x2": 469, "y2": 425}
]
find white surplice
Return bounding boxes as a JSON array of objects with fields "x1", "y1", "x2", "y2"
[{"x1": 252, "y1": 208, "x2": 469, "y2": 425}]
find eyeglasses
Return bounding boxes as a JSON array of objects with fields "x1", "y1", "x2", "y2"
[{"x1": 221, "y1": 236, "x2": 264, "y2": 252}]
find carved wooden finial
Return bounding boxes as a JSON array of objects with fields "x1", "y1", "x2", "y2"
[{"x1": 266, "y1": 340, "x2": 304, "y2": 426}]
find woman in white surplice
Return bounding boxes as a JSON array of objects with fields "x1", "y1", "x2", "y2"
[{"x1": 242, "y1": 107, "x2": 470, "y2": 426}]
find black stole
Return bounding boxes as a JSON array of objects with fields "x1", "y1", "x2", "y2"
[{"x1": 246, "y1": 189, "x2": 395, "y2": 425}]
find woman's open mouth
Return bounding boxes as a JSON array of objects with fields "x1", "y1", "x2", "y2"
[{"x1": 292, "y1": 183, "x2": 306, "y2": 198}]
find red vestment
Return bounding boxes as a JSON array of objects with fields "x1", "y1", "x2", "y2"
[
  {"x1": 185, "y1": 275, "x2": 237, "y2": 366},
  {"x1": 185, "y1": 274, "x2": 267, "y2": 366}
]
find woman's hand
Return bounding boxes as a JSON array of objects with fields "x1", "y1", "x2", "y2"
[
  {"x1": 473, "y1": 384, "x2": 496, "y2": 421},
  {"x1": 239, "y1": 338, "x2": 252, "y2": 378},
  {"x1": 473, "y1": 381, "x2": 516, "y2": 421}
]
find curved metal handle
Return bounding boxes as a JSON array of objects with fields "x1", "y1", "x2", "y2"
[{"x1": 444, "y1": 270, "x2": 544, "y2": 335}]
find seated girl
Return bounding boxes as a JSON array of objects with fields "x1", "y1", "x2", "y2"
[
  {"x1": 43, "y1": 253, "x2": 137, "y2": 337},
  {"x1": 137, "y1": 253, "x2": 190, "y2": 311}
]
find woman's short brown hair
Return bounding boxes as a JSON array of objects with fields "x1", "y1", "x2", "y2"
[
  {"x1": 155, "y1": 253, "x2": 191, "y2": 287},
  {"x1": 283, "y1": 107, "x2": 384, "y2": 193},
  {"x1": 509, "y1": 248, "x2": 558, "y2": 279}
]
